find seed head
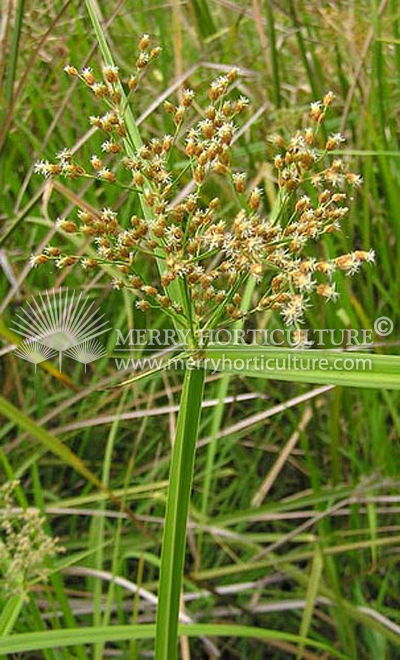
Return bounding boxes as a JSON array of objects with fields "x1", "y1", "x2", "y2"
[
  {"x1": 139, "y1": 33, "x2": 150, "y2": 50},
  {"x1": 29, "y1": 254, "x2": 48, "y2": 267},
  {"x1": 128, "y1": 75, "x2": 138, "y2": 91},
  {"x1": 33, "y1": 53, "x2": 373, "y2": 332},
  {"x1": 98, "y1": 168, "x2": 116, "y2": 183},
  {"x1": 136, "y1": 300, "x2": 151, "y2": 311},
  {"x1": 102, "y1": 65, "x2": 119, "y2": 83},
  {"x1": 310, "y1": 101, "x2": 324, "y2": 123},
  {"x1": 316, "y1": 283, "x2": 339, "y2": 301},
  {"x1": 56, "y1": 218, "x2": 77, "y2": 233},
  {"x1": 323, "y1": 91, "x2": 335, "y2": 106},
  {"x1": 249, "y1": 187, "x2": 262, "y2": 210},
  {"x1": 64, "y1": 64, "x2": 78, "y2": 76},
  {"x1": 81, "y1": 67, "x2": 95, "y2": 85},
  {"x1": 326, "y1": 133, "x2": 345, "y2": 151},
  {"x1": 101, "y1": 140, "x2": 122, "y2": 154},
  {"x1": 150, "y1": 47, "x2": 161, "y2": 59},
  {"x1": 90, "y1": 155, "x2": 103, "y2": 170},
  {"x1": 136, "y1": 52, "x2": 149, "y2": 69},
  {"x1": 182, "y1": 89, "x2": 195, "y2": 107},
  {"x1": 92, "y1": 83, "x2": 109, "y2": 98}
]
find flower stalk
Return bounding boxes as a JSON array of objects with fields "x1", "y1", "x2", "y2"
[{"x1": 155, "y1": 365, "x2": 205, "y2": 660}]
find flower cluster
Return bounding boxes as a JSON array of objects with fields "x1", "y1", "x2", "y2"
[
  {"x1": 33, "y1": 36, "x2": 374, "y2": 342},
  {"x1": 0, "y1": 481, "x2": 64, "y2": 597}
]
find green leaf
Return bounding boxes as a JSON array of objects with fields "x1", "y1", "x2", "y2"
[
  {"x1": 189, "y1": 0, "x2": 216, "y2": 39},
  {"x1": 0, "y1": 623, "x2": 351, "y2": 658},
  {"x1": 201, "y1": 346, "x2": 400, "y2": 389},
  {"x1": 296, "y1": 549, "x2": 323, "y2": 659},
  {"x1": 0, "y1": 594, "x2": 25, "y2": 636}
]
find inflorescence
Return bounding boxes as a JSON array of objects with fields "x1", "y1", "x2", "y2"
[
  {"x1": 33, "y1": 35, "x2": 374, "y2": 342},
  {"x1": 0, "y1": 481, "x2": 64, "y2": 597}
]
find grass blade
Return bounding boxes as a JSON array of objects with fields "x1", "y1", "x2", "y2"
[
  {"x1": 0, "y1": 595, "x2": 25, "y2": 636},
  {"x1": 264, "y1": 0, "x2": 281, "y2": 107},
  {"x1": 201, "y1": 346, "x2": 400, "y2": 389},
  {"x1": 0, "y1": 623, "x2": 351, "y2": 657},
  {"x1": 0, "y1": 0, "x2": 24, "y2": 194},
  {"x1": 296, "y1": 549, "x2": 323, "y2": 659},
  {"x1": 2, "y1": 0, "x2": 24, "y2": 107},
  {"x1": 189, "y1": 0, "x2": 216, "y2": 39}
]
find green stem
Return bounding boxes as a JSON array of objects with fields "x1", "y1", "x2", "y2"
[
  {"x1": 84, "y1": 0, "x2": 185, "y2": 319},
  {"x1": 264, "y1": 0, "x2": 281, "y2": 108},
  {"x1": 155, "y1": 366, "x2": 205, "y2": 660}
]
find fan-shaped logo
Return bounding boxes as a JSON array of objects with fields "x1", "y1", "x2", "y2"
[{"x1": 11, "y1": 289, "x2": 110, "y2": 372}]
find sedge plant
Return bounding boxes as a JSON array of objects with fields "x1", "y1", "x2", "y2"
[{"x1": 33, "y1": 33, "x2": 376, "y2": 660}]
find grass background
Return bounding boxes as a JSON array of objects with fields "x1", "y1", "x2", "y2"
[{"x1": 1, "y1": 0, "x2": 400, "y2": 657}]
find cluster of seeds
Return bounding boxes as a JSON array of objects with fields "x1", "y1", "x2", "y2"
[
  {"x1": 0, "y1": 481, "x2": 64, "y2": 597},
  {"x1": 33, "y1": 36, "x2": 374, "y2": 342}
]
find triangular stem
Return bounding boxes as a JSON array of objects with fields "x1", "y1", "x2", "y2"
[{"x1": 155, "y1": 366, "x2": 205, "y2": 660}]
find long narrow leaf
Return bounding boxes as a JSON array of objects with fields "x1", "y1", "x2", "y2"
[
  {"x1": 201, "y1": 346, "x2": 400, "y2": 389},
  {"x1": 296, "y1": 549, "x2": 323, "y2": 659},
  {"x1": 0, "y1": 595, "x2": 25, "y2": 636},
  {"x1": 0, "y1": 623, "x2": 350, "y2": 658}
]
